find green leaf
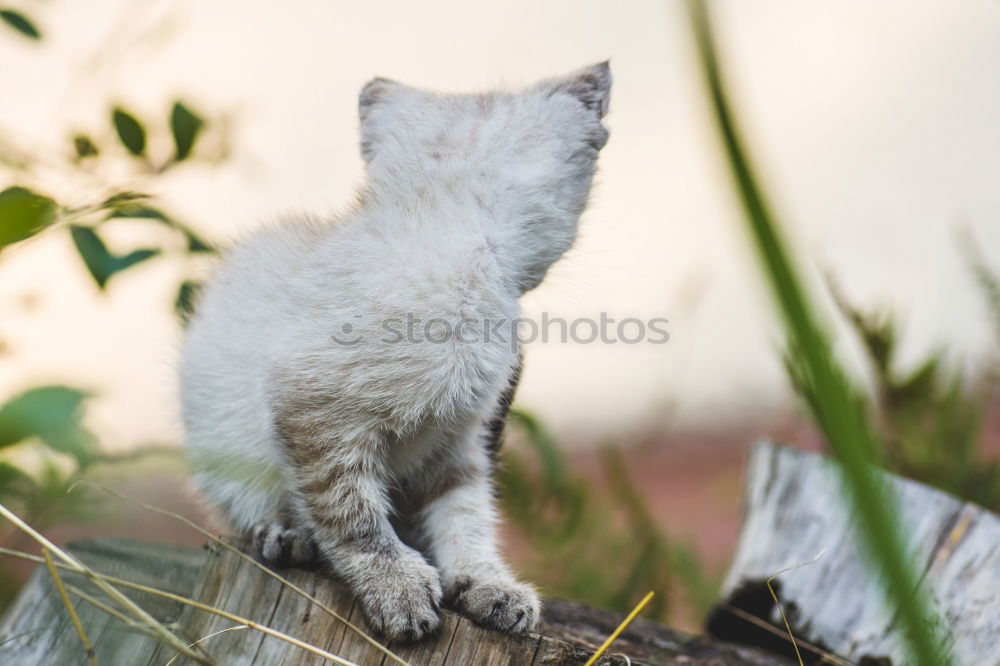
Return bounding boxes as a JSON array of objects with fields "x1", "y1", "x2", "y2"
[
  {"x1": 508, "y1": 407, "x2": 566, "y2": 488},
  {"x1": 170, "y1": 101, "x2": 204, "y2": 161},
  {"x1": 0, "y1": 387, "x2": 96, "y2": 464},
  {"x1": 117, "y1": 247, "x2": 159, "y2": 270},
  {"x1": 0, "y1": 461, "x2": 31, "y2": 490},
  {"x1": 107, "y1": 203, "x2": 168, "y2": 222},
  {"x1": 0, "y1": 461, "x2": 35, "y2": 505},
  {"x1": 69, "y1": 224, "x2": 161, "y2": 289},
  {"x1": 69, "y1": 225, "x2": 109, "y2": 286},
  {"x1": 0, "y1": 186, "x2": 57, "y2": 251},
  {"x1": 175, "y1": 280, "x2": 201, "y2": 324},
  {"x1": 73, "y1": 134, "x2": 99, "y2": 159},
  {"x1": 108, "y1": 204, "x2": 215, "y2": 254},
  {"x1": 112, "y1": 108, "x2": 146, "y2": 156},
  {"x1": 183, "y1": 228, "x2": 214, "y2": 253},
  {"x1": 0, "y1": 10, "x2": 40, "y2": 40}
]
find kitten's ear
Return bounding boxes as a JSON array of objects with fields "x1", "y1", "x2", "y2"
[
  {"x1": 550, "y1": 61, "x2": 612, "y2": 118},
  {"x1": 358, "y1": 77, "x2": 401, "y2": 163},
  {"x1": 359, "y1": 77, "x2": 400, "y2": 120}
]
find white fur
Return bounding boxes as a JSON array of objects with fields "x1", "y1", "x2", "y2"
[{"x1": 179, "y1": 62, "x2": 611, "y2": 640}]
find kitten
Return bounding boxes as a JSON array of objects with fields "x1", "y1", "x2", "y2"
[{"x1": 179, "y1": 62, "x2": 611, "y2": 643}]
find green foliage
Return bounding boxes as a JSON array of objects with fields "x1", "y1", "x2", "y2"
[
  {"x1": 110, "y1": 101, "x2": 208, "y2": 166},
  {"x1": 0, "y1": 387, "x2": 97, "y2": 465},
  {"x1": 0, "y1": 18, "x2": 223, "y2": 562},
  {"x1": 112, "y1": 107, "x2": 147, "y2": 156},
  {"x1": 686, "y1": 2, "x2": 947, "y2": 663},
  {"x1": 106, "y1": 203, "x2": 170, "y2": 222},
  {"x1": 175, "y1": 280, "x2": 202, "y2": 325},
  {"x1": 829, "y1": 284, "x2": 1000, "y2": 509},
  {"x1": 0, "y1": 388, "x2": 100, "y2": 542},
  {"x1": 0, "y1": 459, "x2": 98, "y2": 529},
  {"x1": 501, "y1": 408, "x2": 716, "y2": 625},
  {"x1": 170, "y1": 101, "x2": 205, "y2": 162},
  {"x1": 507, "y1": 409, "x2": 565, "y2": 487},
  {"x1": 0, "y1": 186, "x2": 56, "y2": 251},
  {"x1": 0, "y1": 9, "x2": 40, "y2": 40},
  {"x1": 99, "y1": 191, "x2": 150, "y2": 208},
  {"x1": 2, "y1": 106, "x2": 217, "y2": 289},
  {"x1": 960, "y1": 232, "x2": 1000, "y2": 343},
  {"x1": 108, "y1": 203, "x2": 215, "y2": 254},
  {"x1": 73, "y1": 135, "x2": 99, "y2": 160},
  {"x1": 69, "y1": 224, "x2": 160, "y2": 290}
]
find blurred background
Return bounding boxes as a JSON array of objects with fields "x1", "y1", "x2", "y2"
[{"x1": 1, "y1": 0, "x2": 998, "y2": 632}]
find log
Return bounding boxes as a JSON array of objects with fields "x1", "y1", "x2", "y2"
[
  {"x1": 8, "y1": 441, "x2": 990, "y2": 664},
  {"x1": 0, "y1": 537, "x2": 786, "y2": 665},
  {"x1": 708, "y1": 441, "x2": 1000, "y2": 665}
]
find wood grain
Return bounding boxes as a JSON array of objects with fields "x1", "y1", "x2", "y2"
[
  {"x1": 1, "y1": 535, "x2": 787, "y2": 664},
  {"x1": 713, "y1": 441, "x2": 1000, "y2": 665}
]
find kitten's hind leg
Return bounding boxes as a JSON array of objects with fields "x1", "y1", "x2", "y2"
[
  {"x1": 289, "y1": 441, "x2": 443, "y2": 643},
  {"x1": 271, "y1": 375, "x2": 442, "y2": 643},
  {"x1": 250, "y1": 512, "x2": 317, "y2": 567}
]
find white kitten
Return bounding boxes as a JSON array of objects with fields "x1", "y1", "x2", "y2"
[{"x1": 179, "y1": 62, "x2": 611, "y2": 642}]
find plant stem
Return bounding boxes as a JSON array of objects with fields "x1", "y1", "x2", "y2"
[{"x1": 684, "y1": 3, "x2": 948, "y2": 663}]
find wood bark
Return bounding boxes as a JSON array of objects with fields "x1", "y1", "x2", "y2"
[
  {"x1": 1, "y1": 538, "x2": 784, "y2": 665},
  {"x1": 709, "y1": 441, "x2": 1000, "y2": 665}
]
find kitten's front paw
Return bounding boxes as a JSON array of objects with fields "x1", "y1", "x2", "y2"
[
  {"x1": 251, "y1": 518, "x2": 316, "y2": 567},
  {"x1": 358, "y1": 552, "x2": 443, "y2": 643},
  {"x1": 445, "y1": 576, "x2": 540, "y2": 634}
]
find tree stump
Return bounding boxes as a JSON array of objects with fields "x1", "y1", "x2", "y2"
[
  {"x1": 708, "y1": 441, "x2": 1000, "y2": 665},
  {"x1": 0, "y1": 538, "x2": 784, "y2": 665}
]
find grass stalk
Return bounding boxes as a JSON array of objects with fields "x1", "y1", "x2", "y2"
[
  {"x1": 583, "y1": 591, "x2": 654, "y2": 666},
  {"x1": 0, "y1": 502, "x2": 208, "y2": 664},
  {"x1": 164, "y1": 625, "x2": 250, "y2": 666},
  {"x1": 717, "y1": 603, "x2": 852, "y2": 666},
  {"x1": 43, "y1": 548, "x2": 99, "y2": 666},
  {"x1": 64, "y1": 582, "x2": 162, "y2": 637},
  {"x1": 764, "y1": 549, "x2": 827, "y2": 666},
  {"x1": 684, "y1": 2, "x2": 947, "y2": 663},
  {"x1": 70, "y1": 480, "x2": 407, "y2": 666},
  {"x1": 0, "y1": 546, "x2": 358, "y2": 666}
]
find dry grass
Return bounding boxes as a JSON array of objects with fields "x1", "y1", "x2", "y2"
[
  {"x1": 716, "y1": 603, "x2": 853, "y2": 666},
  {"x1": 583, "y1": 591, "x2": 654, "y2": 666},
  {"x1": 0, "y1": 499, "x2": 379, "y2": 665},
  {"x1": 42, "y1": 547, "x2": 98, "y2": 666},
  {"x1": 70, "y1": 480, "x2": 408, "y2": 666},
  {"x1": 0, "y1": 544, "x2": 359, "y2": 665},
  {"x1": 164, "y1": 626, "x2": 249, "y2": 666},
  {"x1": 0, "y1": 502, "x2": 207, "y2": 664}
]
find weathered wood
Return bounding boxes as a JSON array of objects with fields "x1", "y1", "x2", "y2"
[
  {"x1": 0, "y1": 539, "x2": 207, "y2": 666},
  {"x1": 1, "y1": 537, "x2": 786, "y2": 665},
  {"x1": 538, "y1": 599, "x2": 793, "y2": 666},
  {"x1": 710, "y1": 441, "x2": 1000, "y2": 665},
  {"x1": 163, "y1": 541, "x2": 780, "y2": 665}
]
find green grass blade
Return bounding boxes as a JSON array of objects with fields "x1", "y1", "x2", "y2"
[{"x1": 685, "y1": 3, "x2": 947, "y2": 663}]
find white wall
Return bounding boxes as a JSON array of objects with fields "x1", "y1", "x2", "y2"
[{"x1": 1, "y1": 0, "x2": 998, "y2": 449}]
